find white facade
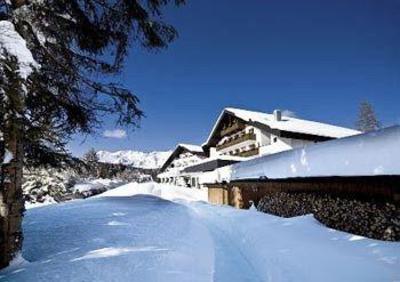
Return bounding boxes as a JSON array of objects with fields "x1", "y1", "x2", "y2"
[
  {"x1": 158, "y1": 145, "x2": 206, "y2": 188},
  {"x1": 158, "y1": 108, "x2": 359, "y2": 188},
  {"x1": 210, "y1": 124, "x2": 315, "y2": 160}
]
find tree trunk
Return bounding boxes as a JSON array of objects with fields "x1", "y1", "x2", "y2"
[
  {"x1": 0, "y1": 107, "x2": 25, "y2": 269},
  {"x1": 11, "y1": 0, "x2": 27, "y2": 9}
]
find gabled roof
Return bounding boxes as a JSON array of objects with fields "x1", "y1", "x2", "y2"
[
  {"x1": 159, "y1": 143, "x2": 205, "y2": 172},
  {"x1": 203, "y1": 107, "x2": 361, "y2": 147},
  {"x1": 177, "y1": 143, "x2": 203, "y2": 153}
]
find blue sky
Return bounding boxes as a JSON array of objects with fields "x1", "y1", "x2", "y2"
[{"x1": 68, "y1": 0, "x2": 400, "y2": 156}]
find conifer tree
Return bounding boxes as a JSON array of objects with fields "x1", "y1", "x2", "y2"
[
  {"x1": 84, "y1": 148, "x2": 99, "y2": 163},
  {"x1": 356, "y1": 101, "x2": 380, "y2": 132},
  {"x1": 0, "y1": 0, "x2": 184, "y2": 268}
]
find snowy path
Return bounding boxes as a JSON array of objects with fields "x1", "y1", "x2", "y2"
[
  {"x1": 188, "y1": 204, "x2": 262, "y2": 282},
  {"x1": 1, "y1": 182, "x2": 400, "y2": 282}
]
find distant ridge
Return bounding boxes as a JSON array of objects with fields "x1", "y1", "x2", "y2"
[{"x1": 96, "y1": 150, "x2": 172, "y2": 169}]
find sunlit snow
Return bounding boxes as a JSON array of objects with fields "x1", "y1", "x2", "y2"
[{"x1": 0, "y1": 182, "x2": 399, "y2": 282}]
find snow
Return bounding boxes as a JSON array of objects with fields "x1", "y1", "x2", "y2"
[
  {"x1": 231, "y1": 126, "x2": 400, "y2": 181},
  {"x1": 96, "y1": 182, "x2": 208, "y2": 202},
  {"x1": 1, "y1": 182, "x2": 399, "y2": 281},
  {"x1": 186, "y1": 155, "x2": 246, "y2": 168},
  {"x1": 96, "y1": 150, "x2": 172, "y2": 169},
  {"x1": 73, "y1": 179, "x2": 125, "y2": 193},
  {"x1": 24, "y1": 195, "x2": 57, "y2": 210},
  {"x1": 204, "y1": 107, "x2": 360, "y2": 146},
  {"x1": 0, "y1": 21, "x2": 39, "y2": 79},
  {"x1": 158, "y1": 144, "x2": 206, "y2": 174},
  {"x1": 177, "y1": 143, "x2": 204, "y2": 153},
  {"x1": 3, "y1": 149, "x2": 13, "y2": 164}
]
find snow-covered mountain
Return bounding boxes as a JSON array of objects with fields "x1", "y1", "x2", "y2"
[{"x1": 96, "y1": 150, "x2": 172, "y2": 169}]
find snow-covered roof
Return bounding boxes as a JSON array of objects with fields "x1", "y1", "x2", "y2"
[
  {"x1": 184, "y1": 155, "x2": 246, "y2": 167},
  {"x1": 204, "y1": 108, "x2": 360, "y2": 146},
  {"x1": 230, "y1": 126, "x2": 400, "y2": 181},
  {"x1": 177, "y1": 143, "x2": 204, "y2": 153},
  {"x1": 182, "y1": 155, "x2": 245, "y2": 174},
  {"x1": 159, "y1": 143, "x2": 205, "y2": 172}
]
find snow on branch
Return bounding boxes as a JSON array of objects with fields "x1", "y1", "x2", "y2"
[{"x1": 0, "y1": 20, "x2": 39, "y2": 79}]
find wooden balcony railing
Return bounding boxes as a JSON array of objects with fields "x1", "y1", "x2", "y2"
[
  {"x1": 216, "y1": 133, "x2": 256, "y2": 151},
  {"x1": 220, "y1": 122, "x2": 245, "y2": 137},
  {"x1": 237, "y1": 147, "x2": 259, "y2": 157}
]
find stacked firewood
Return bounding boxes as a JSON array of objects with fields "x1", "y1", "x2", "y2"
[{"x1": 257, "y1": 192, "x2": 400, "y2": 241}]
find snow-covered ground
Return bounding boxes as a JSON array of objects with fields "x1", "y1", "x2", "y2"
[
  {"x1": 1, "y1": 182, "x2": 399, "y2": 282},
  {"x1": 96, "y1": 150, "x2": 172, "y2": 169}
]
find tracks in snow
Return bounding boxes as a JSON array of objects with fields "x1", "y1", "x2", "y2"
[{"x1": 188, "y1": 204, "x2": 264, "y2": 282}]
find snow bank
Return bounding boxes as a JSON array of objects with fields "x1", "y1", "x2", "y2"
[
  {"x1": 1, "y1": 185, "x2": 215, "y2": 281},
  {"x1": 73, "y1": 179, "x2": 125, "y2": 193},
  {"x1": 1, "y1": 183, "x2": 398, "y2": 282},
  {"x1": 24, "y1": 195, "x2": 57, "y2": 210},
  {"x1": 0, "y1": 21, "x2": 38, "y2": 79},
  {"x1": 97, "y1": 182, "x2": 208, "y2": 202},
  {"x1": 232, "y1": 126, "x2": 400, "y2": 180},
  {"x1": 191, "y1": 204, "x2": 400, "y2": 282}
]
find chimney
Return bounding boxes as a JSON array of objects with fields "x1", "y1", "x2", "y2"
[{"x1": 273, "y1": 109, "x2": 282, "y2": 121}]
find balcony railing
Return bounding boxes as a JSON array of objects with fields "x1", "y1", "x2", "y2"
[
  {"x1": 237, "y1": 147, "x2": 259, "y2": 157},
  {"x1": 216, "y1": 133, "x2": 256, "y2": 151},
  {"x1": 220, "y1": 122, "x2": 245, "y2": 137}
]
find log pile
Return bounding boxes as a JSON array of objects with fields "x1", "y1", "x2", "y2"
[{"x1": 257, "y1": 192, "x2": 400, "y2": 241}]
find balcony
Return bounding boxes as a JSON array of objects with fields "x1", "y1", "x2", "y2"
[
  {"x1": 237, "y1": 147, "x2": 259, "y2": 157},
  {"x1": 220, "y1": 122, "x2": 245, "y2": 137},
  {"x1": 216, "y1": 133, "x2": 256, "y2": 151}
]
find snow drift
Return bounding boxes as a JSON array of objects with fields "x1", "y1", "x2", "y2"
[{"x1": 0, "y1": 182, "x2": 399, "y2": 282}]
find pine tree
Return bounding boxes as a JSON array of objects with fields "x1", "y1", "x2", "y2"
[
  {"x1": 0, "y1": 53, "x2": 26, "y2": 267},
  {"x1": 0, "y1": 0, "x2": 184, "y2": 268},
  {"x1": 84, "y1": 148, "x2": 99, "y2": 163},
  {"x1": 356, "y1": 101, "x2": 380, "y2": 132}
]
